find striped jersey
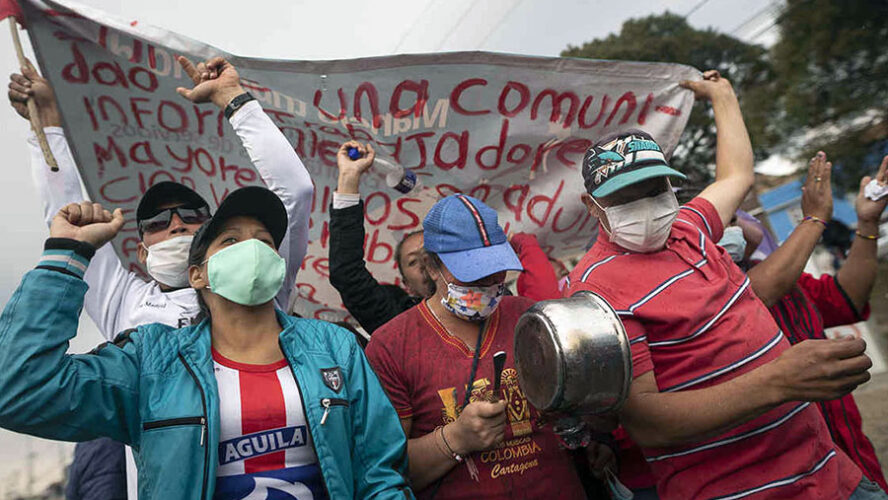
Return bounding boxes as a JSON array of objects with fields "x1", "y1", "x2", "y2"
[
  {"x1": 566, "y1": 197, "x2": 861, "y2": 499},
  {"x1": 212, "y1": 349, "x2": 328, "y2": 500}
]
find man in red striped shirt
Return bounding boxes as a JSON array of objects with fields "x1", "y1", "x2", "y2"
[
  {"x1": 735, "y1": 152, "x2": 888, "y2": 492},
  {"x1": 566, "y1": 70, "x2": 880, "y2": 499}
]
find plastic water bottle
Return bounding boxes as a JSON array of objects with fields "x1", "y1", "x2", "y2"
[{"x1": 347, "y1": 147, "x2": 418, "y2": 194}]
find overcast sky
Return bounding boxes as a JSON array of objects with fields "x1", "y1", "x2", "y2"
[{"x1": 0, "y1": 0, "x2": 778, "y2": 493}]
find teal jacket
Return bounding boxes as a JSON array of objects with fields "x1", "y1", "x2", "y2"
[{"x1": 0, "y1": 246, "x2": 413, "y2": 500}]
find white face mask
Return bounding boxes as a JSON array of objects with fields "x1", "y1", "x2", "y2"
[
  {"x1": 595, "y1": 190, "x2": 679, "y2": 253},
  {"x1": 718, "y1": 226, "x2": 748, "y2": 263},
  {"x1": 144, "y1": 235, "x2": 193, "y2": 288}
]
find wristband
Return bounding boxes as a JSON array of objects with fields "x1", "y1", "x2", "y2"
[
  {"x1": 855, "y1": 230, "x2": 878, "y2": 240},
  {"x1": 433, "y1": 426, "x2": 454, "y2": 461},
  {"x1": 802, "y1": 215, "x2": 829, "y2": 228},
  {"x1": 224, "y1": 92, "x2": 255, "y2": 120},
  {"x1": 439, "y1": 425, "x2": 464, "y2": 463}
]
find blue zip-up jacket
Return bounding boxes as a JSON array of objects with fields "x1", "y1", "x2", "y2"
[{"x1": 0, "y1": 241, "x2": 413, "y2": 500}]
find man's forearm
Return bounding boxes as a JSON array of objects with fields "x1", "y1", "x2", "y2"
[
  {"x1": 407, "y1": 431, "x2": 459, "y2": 491},
  {"x1": 748, "y1": 221, "x2": 824, "y2": 306},
  {"x1": 712, "y1": 92, "x2": 754, "y2": 186},
  {"x1": 621, "y1": 367, "x2": 783, "y2": 449},
  {"x1": 837, "y1": 219, "x2": 880, "y2": 312},
  {"x1": 699, "y1": 91, "x2": 755, "y2": 226},
  {"x1": 230, "y1": 101, "x2": 313, "y2": 307},
  {"x1": 27, "y1": 128, "x2": 85, "y2": 226}
]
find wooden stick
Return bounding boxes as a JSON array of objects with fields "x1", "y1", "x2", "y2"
[{"x1": 9, "y1": 20, "x2": 57, "y2": 171}]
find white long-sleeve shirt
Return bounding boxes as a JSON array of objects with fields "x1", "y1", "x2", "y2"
[{"x1": 27, "y1": 100, "x2": 314, "y2": 339}]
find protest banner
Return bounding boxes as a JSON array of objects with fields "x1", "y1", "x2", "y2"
[{"x1": 19, "y1": 0, "x2": 699, "y2": 322}]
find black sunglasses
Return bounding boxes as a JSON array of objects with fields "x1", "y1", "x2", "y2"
[{"x1": 138, "y1": 206, "x2": 211, "y2": 234}]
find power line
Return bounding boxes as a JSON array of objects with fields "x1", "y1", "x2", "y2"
[
  {"x1": 476, "y1": 0, "x2": 528, "y2": 49},
  {"x1": 435, "y1": 0, "x2": 479, "y2": 50},
  {"x1": 392, "y1": 0, "x2": 439, "y2": 53},
  {"x1": 729, "y1": 0, "x2": 781, "y2": 36},
  {"x1": 683, "y1": 0, "x2": 713, "y2": 18},
  {"x1": 745, "y1": 0, "x2": 811, "y2": 42},
  {"x1": 748, "y1": 17, "x2": 781, "y2": 41}
]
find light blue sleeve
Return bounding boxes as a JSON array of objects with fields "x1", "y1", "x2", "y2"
[
  {"x1": 345, "y1": 337, "x2": 415, "y2": 499},
  {"x1": 0, "y1": 267, "x2": 142, "y2": 447}
]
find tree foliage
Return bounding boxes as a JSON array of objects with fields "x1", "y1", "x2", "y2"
[
  {"x1": 771, "y1": 0, "x2": 888, "y2": 190},
  {"x1": 562, "y1": 13, "x2": 779, "y2": 187}
]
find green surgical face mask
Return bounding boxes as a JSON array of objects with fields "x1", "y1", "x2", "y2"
[{"x1": 206, "y1": 239, "x2": 285, "y2": 306}]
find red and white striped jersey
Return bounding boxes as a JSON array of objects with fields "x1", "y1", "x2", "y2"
[{"x1": 212, "y1": 349, "x2": 327, "y2": 500}]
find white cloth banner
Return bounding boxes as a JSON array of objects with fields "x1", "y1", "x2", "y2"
[{"x1": 21, "y1": 0, "x2": 699, "y2": 321}]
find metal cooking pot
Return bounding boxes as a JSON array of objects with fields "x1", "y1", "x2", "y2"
[{"x1": 514, "y1": 291, "x2": 632, "y2": 416}]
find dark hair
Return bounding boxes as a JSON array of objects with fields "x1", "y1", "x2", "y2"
[
  {"x1": 424, "y1": 251, "x2": 444, "y2": 271},
  {"x1": 822, "y1": 220, "x2": 853, "y2": 255},
  {"x1": 394, "y1": 230, "x2": 423, "y2": 276},
  {"x1": 188, "y1": 222, "x2": 214, "y2": 324}
]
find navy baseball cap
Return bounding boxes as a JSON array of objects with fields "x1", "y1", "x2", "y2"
[
  {"x1": 423, "y1": 194, "x2": 523, "y2": 283},
  {"x1": 582, "y1": 130, "x2": 686, "y2": 197},
  {"x1": 137, "y1": 182, "x2": 209, "y2": 221},
  {"x1": 190, "y1": 186, "x2": 288, "y2": 252}
]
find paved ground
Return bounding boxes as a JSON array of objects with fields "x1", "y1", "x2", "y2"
[{"x1": 855, "y1": 371, "x2": 888, "y2": 478}]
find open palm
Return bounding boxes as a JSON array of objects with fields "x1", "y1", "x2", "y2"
[{"x1": 856, "y1": 155, "x2": 888, "y2": 223}]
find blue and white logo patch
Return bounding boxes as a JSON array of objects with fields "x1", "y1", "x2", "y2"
[{"x1": 219, "y1": 426, "x2": 309, "y2": 465}]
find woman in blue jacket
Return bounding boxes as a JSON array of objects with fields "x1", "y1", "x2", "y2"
[{"x1": 0, "y1": 186, "x2": 413, "y2": 500}]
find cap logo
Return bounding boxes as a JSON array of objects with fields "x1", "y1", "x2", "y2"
[
  {"x1": 588, "y1": 135, "x2": 665, "y2": 186},
  {"x1": 456, "y1": 195, "x2": 491, "y2": 247}
]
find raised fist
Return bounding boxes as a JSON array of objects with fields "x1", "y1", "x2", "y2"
[{"x1": 50, "y1": 202, "x2": 125, "y2": 249}]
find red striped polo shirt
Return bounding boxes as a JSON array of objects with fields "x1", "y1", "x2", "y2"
[{"x1": 565, "y1": 197, "x2": 862, "y2": 499}]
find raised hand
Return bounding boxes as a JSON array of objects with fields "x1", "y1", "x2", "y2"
[
  {"x1": 801, "y1": 151, "x2": 833, "y2": 222},
  {"x1": 444, "y1": 400, "x2": 507, "y2": 454},
  {"x1": 335, "y1": 140, "x2": 376, "y2": 194},
  {"x1": 50, "y1": 202, "x2": 125, "y2": 248},
  {"x1": 679, "y1": 69, "x2": 736, "y2": 102},
  {"x1": 175, "y1": 56, "x2": 245, "y2": 109},
  {"x1": 856, "y1": 154, "x2": 888, "y2": 224},
  {"x1": 7, "y1": 57, "x2": 61, "y2": 126}
]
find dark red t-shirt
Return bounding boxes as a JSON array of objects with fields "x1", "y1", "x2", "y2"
[
  {"x1": 366, "y1": 297, "x2": 586, "y2": 500},
  {"x1": 565, "y1": 198, "x2": 862, "y2": 499}
]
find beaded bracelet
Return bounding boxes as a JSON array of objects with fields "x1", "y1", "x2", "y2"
[
  {"x1": 855, "y1": 231, "x2": 879, "y2": 240},
  {"x1": 438, "y1": 425, "x2": 464, "y2": 463},
  {"x1": 802, "y1": 215, "x2": 829, "y2": 228}
]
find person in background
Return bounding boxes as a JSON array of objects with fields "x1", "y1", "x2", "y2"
[
  {"x1": 8, "y1": 56, "x2": 314, "y2": 498},
  {"x1": 329, "y1": 141, "x2": 567, "y2": 330},
  {"x1": 329, "y1": 141, "x2": 435, "y2": 334},
  {"x1": 0, "y1": 187, "x2": 412, "y2": 500},
  {"x1": 724, "y1": 152, "x2": 888, "y2": 491},
  {"x1": 567, "y1": 70, "x2": 880, "y2": 499},
  {"x1": 510, "y1": 232, "x2": 562, "y2": 301},
  {"x1": 65, "y1": 438, "x2": 126, "y2": 500},
  {"x1": 366, "y1": 194, "x2": 597, "y2": 499}
]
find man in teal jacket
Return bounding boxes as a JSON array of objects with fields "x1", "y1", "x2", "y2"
[{"x1": 0, "y1": 194, "x2": 413, "y2": 500}]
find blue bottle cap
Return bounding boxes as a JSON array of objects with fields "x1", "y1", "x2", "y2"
[{"x1": 347, "y1": 147, "x2": 362, "y2": 161}]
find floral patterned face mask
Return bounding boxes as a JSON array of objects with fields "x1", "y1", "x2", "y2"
[{"x1": 439, "y1": 276, "x2": 505, "y2": 322}]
